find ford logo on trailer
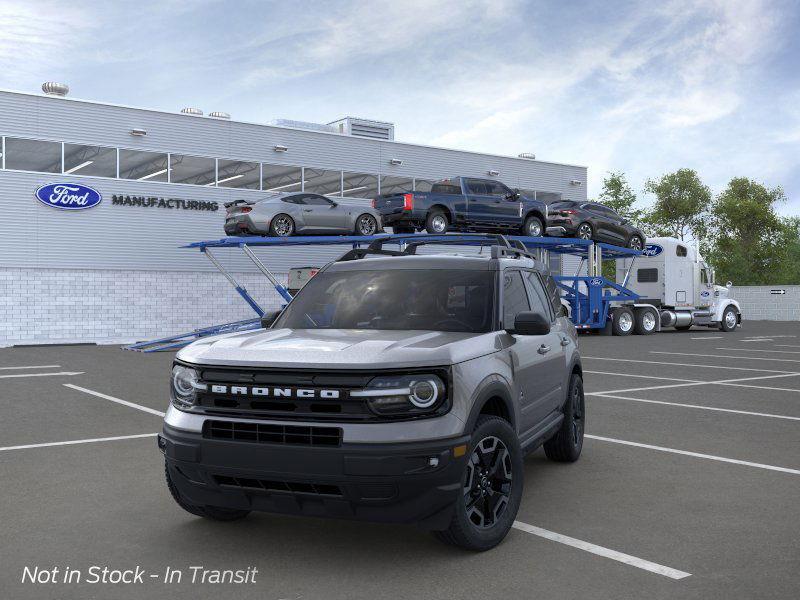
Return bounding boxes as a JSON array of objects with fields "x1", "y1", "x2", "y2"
[
  {"x1": 588, "y1": 278, "x2": 603, "y2": 286},
  {"x1": 641, "y1": 244, "x2": 663, "y2": 257},
  {"x1": 35, "y1": 183, "x2": 102, "y2": 210},
  {"x1": 700, "y1": 290, "x2": 710, "y2": 297}
]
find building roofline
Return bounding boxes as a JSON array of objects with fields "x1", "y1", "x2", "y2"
[{"x1": 0, "y1": 87, "x2": 588, "y2": 171}]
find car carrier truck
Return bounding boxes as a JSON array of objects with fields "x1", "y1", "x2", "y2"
[{"x1": 608, "y1": 236, "x2": 742, "y2": 335}]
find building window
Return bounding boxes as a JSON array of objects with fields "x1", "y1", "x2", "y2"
[
  {"x1": 341, "y1": 172, "x2": 378, "y2": 198},
  {"x1": 216, "y1": 159, "x2": 260, "y2": 189},
  {"x1": 119, "y1": 149, "x2": 169, "y2": 182},
  {"x1": 262, "y1": 163, "x2": 302, "y2": 193},
  {"x1": 4, "y1": 137, "x2": 61, "y2": 173},
  {"x1": 304, "y1": 168, "x2": 342, "y2": 196},
  {"x1": 63, "y1": 144, "x2": 117, "y2": 177},
  {"x1": 414, "y1": 178, "x2": 436, "y2": 192},
  {"x1": 169, "y1": 154, "x2": 216, "y2": 186},
  {"x1": 379, "y1": 175, "x2": 413, "y2": 195}
]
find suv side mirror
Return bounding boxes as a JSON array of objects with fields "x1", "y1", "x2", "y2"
[
  {"x1": 260, "y1": 310, "x2": 281, "y2": 329},
  {"x1": 508, "y1": 311, "x2": 550, "y2": 335},
  {"x1": 329, "y1": 201, "x2": 338, "y2": 208}
]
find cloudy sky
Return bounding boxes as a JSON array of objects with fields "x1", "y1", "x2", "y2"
[{"x1": 1, "y1": 0, "x2": 799, "y2": 212}]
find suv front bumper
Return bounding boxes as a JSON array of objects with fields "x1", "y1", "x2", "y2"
[{"x1": 160, "y1": 423, "x2": 470, "y2": 530}]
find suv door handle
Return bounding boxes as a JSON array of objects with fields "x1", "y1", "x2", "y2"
[
  {"x1": 537, "y1": 344, "x2": 551, "y2": 355},
  {"x1": 303, "y1": 209, "x2": 313, "y2": 212},
  {"x1": 560, "y1": 336, "x2": 570, "y2": 347}
]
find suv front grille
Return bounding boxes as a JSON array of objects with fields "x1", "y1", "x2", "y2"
[
  {"x1": 213, "y1": 475, "x2": 343, "y2": 497},
  {"x1": 204, "y1": 420, "x2": 342, "y2": 447}
]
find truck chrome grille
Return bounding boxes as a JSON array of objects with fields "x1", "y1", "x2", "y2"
[{"x1": 204, "y1": 420, "x2": 342, "y2": 447}]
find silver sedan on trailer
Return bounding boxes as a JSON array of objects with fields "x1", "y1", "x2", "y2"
[{"x1": 224, "y1": 192, "x2": 383, "y2": 237}]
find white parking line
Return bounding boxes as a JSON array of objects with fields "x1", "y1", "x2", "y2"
[
  {"x1": 585, "y1": 434, "x2": 800, "y2": 475},
  {"x1": 0, "y1": 371, "x2": 84, "y2": 379},
  {"x1": 587, "y1": 393, "x2": 800, "y2": 421},
  {"x1": 776, "y1": 345, "x2": 800, "y2": 349},
  {"x1": 583, "y1": 356, "x2": 796, "y2": 374},
  {"x1": 740, "y1": 339, "x2": 773, "y2": 343},
  {"x1": 650, "y1": 351, "x2": 800, "y2": 364},
  {"x1": 691, "y1": 336, "x2": 723, "y2": 340},
  {"x1": 512, "y1": 521, "x2": 691, "y2": 579},
  {"x1": 716, "y1": 348, "x2": 800, "y2": 354},
  {"x1": 592, "y1": 372, "x2": 800, "y2": 395},
  {"x1": 584, "y1": 370, "x2": 700, "y2": 383},
  {"x1": 64, "y1": 384, "x2": 165, "y2": 417},
  {"x1": 0, "y1": 365, "x2": 61, "y2": 370},
  {"x1": 0, "y1": 433, "x2": 157, "y2": 453}
]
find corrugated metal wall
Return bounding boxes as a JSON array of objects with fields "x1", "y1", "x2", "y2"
[{"x1": 0, "y1": 90, "x2": 587, "y2": 274}]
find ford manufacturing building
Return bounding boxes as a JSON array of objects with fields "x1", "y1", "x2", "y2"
[{"x1": 0, "y1": 85, "x2": 587, "y2": 347}]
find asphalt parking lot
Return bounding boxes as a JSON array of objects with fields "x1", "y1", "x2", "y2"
[{"x1": 2, "y1": 321, "x2": 799, "y2": 600}]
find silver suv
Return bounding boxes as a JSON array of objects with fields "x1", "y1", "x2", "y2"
[{"x1": 160, "y1": 241, "x2": 584, "y2": 551}]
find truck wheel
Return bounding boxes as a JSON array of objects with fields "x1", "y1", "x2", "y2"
[
  {"x1": 611, "y1": 307, "x2": 634, "y2": 336},
  {"x1": 432, "y1": 416, "x2": 523, "y2": 551},
  {"x1": 521, "y1": 215, "x2": 544, "y2": 237},
  {"x1": 719, "y1": 306, "x2": 738, "y2": 332},
  {"x1": 425, "y1": 210, "x2": 449, "y2": 234},
  {"x1": 543, "y1": 373, "x2": 584, "y2": 462},
  {"x1": 634, "y1": 308, "x2": 657, "y2": 335},
  {"x1": 269, "y1": 214, "x2": 295, "y2": 237},
  {"x1": 164, "y1": 462, "x2": 250, "y2": 522}
]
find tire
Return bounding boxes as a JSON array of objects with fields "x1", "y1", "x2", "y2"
[
  {"x1": 627, "y1": 235, "x2": 644, "y2": 251},
  {"x1": 719, "y1": 306, "x2": 738, "y2": 332},
  {"x1": 164, "y1": 462, "x2": 250, "y2": 521},
  {"x1": 543, "y1": 373, "x2": 584, "y2": 462},
  {"x1": 269, "y1": 214, "x2": 295, "y2": 237},
  {"x1": 432, "y1": 416, "x2": 523, "y2": 551},
  {"x1": 633, "y1": 307, "x2": 657, "y2": 335},
  {"x1": 354, "y1": 213, "x2": 378, "y2": 236},
  {"x1": 521, "y1": 215, "x2": 544, "y2": 237},
  {"x1": 576, "y1": 222, "x2": 593, "y2": 240},
  {"x1": 425, "y1": 209, "x2": 449, "y2": 234},
  {"x1": 611, "y1": 307, "x2": 634, "y2": 336}
]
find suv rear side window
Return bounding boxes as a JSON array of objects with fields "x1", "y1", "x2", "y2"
[
  {"x1": 465, "y1": 179, "x2": 490, "y2": 195},
  {"x1": 502, "y1": 271, "x2": 531, "y2": 328},
  {"x1": 484, "y1": 181, "x2": 511, "y2": 197},
  {"x1": 524, "y1": 271, "x2": 557, "y2": 320}
]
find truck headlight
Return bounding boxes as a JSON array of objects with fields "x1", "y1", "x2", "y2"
[
  {"x1": 170, "y1": 365, "x2": 205, "y2": 409},
  {"x1": 352, "y1": 374, "x2": 447, "y2": 417}
]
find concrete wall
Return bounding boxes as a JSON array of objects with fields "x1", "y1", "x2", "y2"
[{"x1": 730, "y1": 286, "x2": 800, "y2": 322}]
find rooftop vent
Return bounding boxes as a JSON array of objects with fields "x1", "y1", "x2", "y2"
[
  {"x1": 518, "y1": 152, "x2": 536, "y2": 160},
  {"x1": 42, "y1": 82, "x2": 69, "y2": 97},
  {"x1": 209, "y1": 111, "x2": 230, "y2": 119},
  {"x1": 269, "y1": 119, "x2": 337, "y2": 134},
  {"x1": 328, "y1": 117, "x2": 394, "y2": 141},
  {"x1": 180, "y1": 107, "x2": 203, "y2": 116}
]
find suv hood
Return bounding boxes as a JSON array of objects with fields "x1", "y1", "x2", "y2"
[{"x1": 177, "y1": 328, "x2": 501, "y2": 369}]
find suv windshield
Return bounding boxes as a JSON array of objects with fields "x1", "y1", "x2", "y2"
[{"x1": 274, "y1": 269, "x2": 496, "y2": 333}]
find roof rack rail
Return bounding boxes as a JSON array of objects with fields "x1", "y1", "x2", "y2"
[
  {"x1": 489, "y1": 244, "x2": 537, "y2": 261},
  {"x1": 336, "y1": 247, "x2": 407, "y2": 262}
]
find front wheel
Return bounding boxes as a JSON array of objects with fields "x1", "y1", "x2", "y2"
[
  {"x1": 432, "y1": 416, "x2": 523, "y2": 551},
  {"x1": 719, "y1": 306, "x2": 738, "y2": 332},
  {"x1": 543, "y1": 373, "x2": 584, "y2": 462},
  {"x1": 521, "y1": 215, "x2": 544, "y2": 237},
  {"x1": 354, "y1": 213, "x2": 378, "y2": 236},
  {"x1": 627, "y1": 235, "x2": 644, "y2": 251},
  {"x1": 576, "y1": 222, "x2": 593, "y2": 240}
]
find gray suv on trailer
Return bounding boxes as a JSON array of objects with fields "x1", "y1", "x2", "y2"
[{"x1": 160, "y1": 240, "x2": 584, "y2": 550}]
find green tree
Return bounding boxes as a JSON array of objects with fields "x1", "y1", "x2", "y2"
[
  {"x1": 598, "y1": 171, "x2": 643, "y2": 227},
  {"x1": 706, "y1": 178, "x2": 794, "y2": 285},
  {"x1": 642, "y1": 169, "x2": 711, "y2": 241}
]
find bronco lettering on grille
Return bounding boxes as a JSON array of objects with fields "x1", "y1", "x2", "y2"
[{"x1": 209, "y1": 385, "x2": 341, "y2": 399}]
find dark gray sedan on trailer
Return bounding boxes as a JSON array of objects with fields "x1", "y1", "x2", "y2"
[{"x1": 224, "y1": 192, "x2": 383, "y2": 237}]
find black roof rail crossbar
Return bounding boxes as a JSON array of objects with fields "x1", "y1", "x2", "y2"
[
  {"x1": 490, "y1": 245, "x2": 537, "y2": 261},
  {"x1": 336, "y1": 248, "x2": 407, "y2": 262}
]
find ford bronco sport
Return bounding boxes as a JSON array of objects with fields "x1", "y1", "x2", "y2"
[{"x1": 160, "y1": 238, "x2": 584, "y2": 551}]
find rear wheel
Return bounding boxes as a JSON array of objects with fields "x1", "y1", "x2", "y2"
[
  {"x1": 719, "y1": 306, "x2": 738, "y2": 332},
  {"x1": 432, "y1": 416, "x2": 523, "y2": 551},
  {"x1": 634, "y1": 307, "x2": 657, "y2": 335},
  {"x1": 612, "y1": 307, "x2": 634, "y2": 336},
  {"x1": 425, "y1": 210, "x2": 449, "y2": 234},
  {"x1": 164, "y1": 463, "x2": 250, "y2": 521},
  {"x1": 354, "y1": 213, "x2": 378, "y2": 236},
  {"x1": 576, "y1": 222, "x2": 593, "y2": 240},
  {"x1": 543, "y1": 373, "x2": 584, "y2": 462},
  {"x1": 627, "y1": 235, "x2": 644, "y2": 251},
  {"x1": 269, "y1": 214, "x2": 295, "y2": 237},
  {"x1": 521, "y1": 215, "x2": 544, "y2": 237}
]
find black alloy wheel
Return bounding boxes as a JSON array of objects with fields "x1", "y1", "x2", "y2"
[
  {"x1": 464, "y1": 436, "x2": 513, "y2": 529},
  {"x1": 543, "y1": 373, "x2": 585, "y2": 462}
]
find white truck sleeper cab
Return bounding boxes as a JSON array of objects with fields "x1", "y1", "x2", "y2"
[{"x1": 616, "y1": 237, "x2": 741, "y2": 332}]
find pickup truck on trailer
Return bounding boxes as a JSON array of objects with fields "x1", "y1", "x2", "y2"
[
  {"x1": 373, "y1": 177, "x2": 548, "y2": 237},
  {"x1": 160, "y1": 239, "x2": 583, "y2": 551}
]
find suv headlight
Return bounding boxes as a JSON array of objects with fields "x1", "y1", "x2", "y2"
[
  {"x1": 170, "y1": 365, "x2": 205, "y2": 409},
  {"x1": 352, "y1": 373, "x2": 447, "y2": 417}
]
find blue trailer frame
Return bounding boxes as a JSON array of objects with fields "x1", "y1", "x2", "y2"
[{"x1": 125, "y1": 233, "x2": 640, "y2": 351}]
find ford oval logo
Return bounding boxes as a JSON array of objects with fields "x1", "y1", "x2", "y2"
[
  {"x1": 35, "y1": 183, "x2": 102, "y2": 210},
  {"x1": 588, "y1": 278, "x2": 603, "y2": 286},
  {"x1": 700, "y1": 290, "x2": 710, "y2": 297},
  {"x1": 642, "y1": 244, "x2": 663, "y2": 257}
]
